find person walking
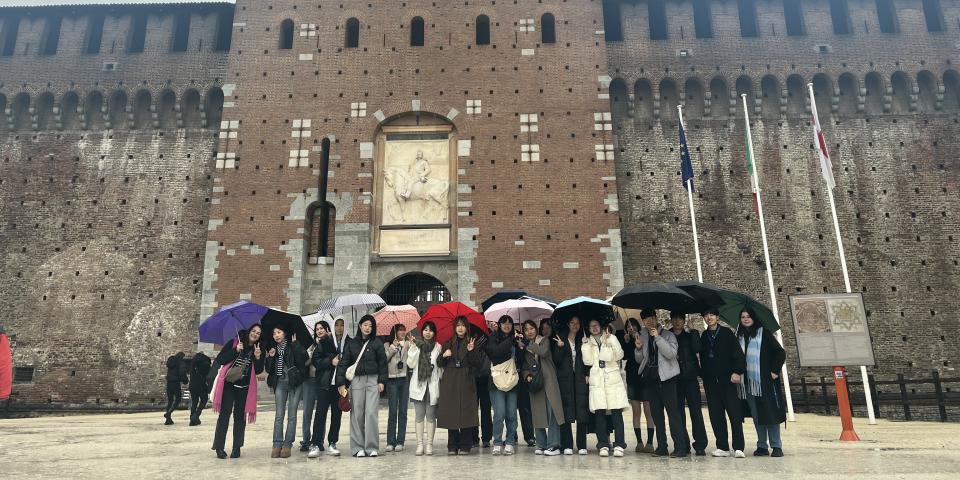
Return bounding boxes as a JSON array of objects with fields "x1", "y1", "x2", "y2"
[
  {"x1": 736, "y1": 308, "x2": 787, "y2": 458},
  {"x1": 407, "y1": 321, "x2": 442, "y2": 456},
  {"x1": 554, "y1": 316, "x2": 592, "y2": 455},
  {"x1": 436, "y1": 316, "x2": 483, "y2": 455},
  {"x1": 700, "y1": 307, "x2": 747, "y2": 458},
  {"x1": 669, "y1": 311, "x2": 709, "y2": 456},
  {"x1": 266, "y1": 327, "x2": 309, "y2": 459},
  {"x1": 621, "y1": 318, "x2": 655, "y2": 453},
  {"x1": 188, "y1": 352, "x2": 212, "y2": 426},
  {"x1": 307, "y1": 321, "x2": 338, "y2": 459},
  {"x1": 163, "y1": 351, "x2": 188, "y2": 425},
  {"x1": 580, "y1": 319, "x2": 629, "y2": 457},
  {"x1": 336, "y1": 314, "x2": 388, "y2": 457},
  {"x1": 384, "y1": 324, "x2": 411, "y2": 452},
  {"x1": 484, "y1": 315, "x2": 520, "y2": 456},
  {"x1": 211, "y1": 326, "x2": 265, "y2": 459},
  {"x1": 299, "y1": 322, "x2": 324, "y2": 453},
  {"x1": 635, "y1": 309, "x2": 689, "y2": 458},
  {"x1": 520, "y1": 320, "x2": 565, "y2": 456}
]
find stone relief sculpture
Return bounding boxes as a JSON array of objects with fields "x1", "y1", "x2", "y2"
[{"x1": 383, "y1": 148, "x2": 449, "y2": 224}]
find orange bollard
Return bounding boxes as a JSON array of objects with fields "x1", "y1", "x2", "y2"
[{"x1": 834, "y1": 366, "x2": 861, "y2": 441}]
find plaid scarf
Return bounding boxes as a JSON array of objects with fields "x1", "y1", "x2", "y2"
[{"x1": 738, "y1": 327, "x2": 763, "y2": 398}]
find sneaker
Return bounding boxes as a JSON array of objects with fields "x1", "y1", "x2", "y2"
[
  {"x1": 534, "y1": 448, "x2": 544, "y2": 455},
  {"x1": 299, "y1": 443, "x2": 311, "y2": 452},
  {"x1": 563, "y1": 448, "x2": 574, "y2": 455},
  {"x1": 482, "y1": 441, "x2": 490, "y2": 448},
  {"x1": 599, "y1": 447, "x2": 610, "y2": 457},
  {"x1": 447, "y1": 450, "x2": 457, "y2": 456},
  {"x1": 578, "y1": 449, "x2": 588, "y2": 455},
  {"x1": 526, "y1": 439, "x2": 536, "y2": 447},
  {"x1": 164, "y1": 418, "x2": 174, "y2": 426},
  {"x1": 458, "y1": 449, "x2": 470, "y2": 456},
  {"x1": 771, "y1": 448, "x2": 784, "y2": 457},
  {"x1": 308, "y1": 446, "x2": 321, "y2": 458},
  {"x1": 327, "y1": 444, "x2": 340, "y2": 456},
  {"x1": 504, "y1": 445, "x2": 515, "y2": 456},
  {"x1": 695, "y1": 449, "x2": 706, "y2": 456},
  {"x1": 613, "y1": 446, "x2": 625, "y2": 457},
  {"x1": 652, "y1": 449, "x2": 668, "y2": 457},
  {"x1": 544, "y1": 447, "x2": 561, "y2": 456},
  {"x1": 385, "y1": 445, "x2": 395, "y2": 453},
  {"x1": 354, "y1": 450, "x2": 366, "y2": 458},
  {"x1": 753, "y1": 448, "x2": 769, "y2": 457},
  {"x1": 734, "y1": 450, "x2": 746, "y2": 458},
  {"x1": 395, "y1": 445, "x2": 404, "y2": 452},
  {"x1": 711, "y1": 449, "x2": 730, "y2": 457},
  {"x1": 368, "y1": 450, "x2": 378, "y2": 457},
  {"x1": 492, "y1": 445, "x2": 502, "y2": 455},
  {"x1": 670, "y1": 450, "x2": 689, "y2": 458}
]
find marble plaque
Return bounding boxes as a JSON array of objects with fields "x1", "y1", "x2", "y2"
[{"x1": 380, "y1": 228, "x2": 450, "y2": 256}]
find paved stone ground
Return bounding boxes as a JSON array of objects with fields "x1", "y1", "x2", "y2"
[{"x1": 1, "y1": 406, "x2": 959, "y2": 479}]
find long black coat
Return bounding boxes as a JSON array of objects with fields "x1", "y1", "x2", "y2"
[
  {"x1": 310, "y1": 335, "x2": 338, "y2": 389},
  {"x1": 436, "y1": 336, "x2": 482, "y2": 429},
  {"x1": 553, "y1": 331, "x2": 591, "y2": 427},
  {"x1": 739, "y1": 327, "x2": 787, "y2": 425},
  {"x1": 188, "y1": 352, "x2": 211, "y2": 392},
  {"x1": 699, "y1": 326, "x2": 745, "y2": 382}
]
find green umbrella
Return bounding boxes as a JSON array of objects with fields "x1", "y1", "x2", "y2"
[{"x1": 716, "y1": 290, "x2": 780, "y2": 332}]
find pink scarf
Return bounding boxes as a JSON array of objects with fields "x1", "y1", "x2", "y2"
[{"x1": 212, "y1": 340, "x2": 258, "y2": 424}]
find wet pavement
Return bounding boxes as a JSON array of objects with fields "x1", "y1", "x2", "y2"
[{"x1": 1, "y1": 406, "x2": 958, "y2": 479}]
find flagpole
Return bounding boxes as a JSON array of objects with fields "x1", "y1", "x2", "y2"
[
  {"x1": 678, "y1": 105, "x2": 704, "y2": 283},
  {"x1": 808, "y1": 83, "x2": 876, "y2": 425},
  {"x1": 742, "y1": 94, "x2": 796, "y2": 422}
]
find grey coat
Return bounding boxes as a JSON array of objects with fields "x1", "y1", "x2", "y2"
[
  {"x1": 522, "y1": 336, "x2": 566, "y2": 428},
  {"x1": 634, "y1": 327, "x2": 680, "y2": 382}
]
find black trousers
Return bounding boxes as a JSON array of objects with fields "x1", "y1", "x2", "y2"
[
  {"x1": 212, "y1": 384, "x2": 247, "y2": 451},
  {"x1": 189, "y1": 386, "x2": 208, "y2": 421},
  {"x1": 164, "y1": 382, "x2": 182, "y2": 417},
  {"x1": 560, "y1": 421, "x2": 588, "y2": 450},
  {"x1": 474, "y1": 376, "x2": 492, "y2": 443},
  {"x1": 447, "y1": 426, "x2": 478, "y2": 452},
  {"x1": 311, "y1": 387, "x2": 342, "y2": 446},
  {"x1": 593, "y1": 409, "x2": 626, "y2": 449},
  {"x1": 703, "y1": 377, "x2": 745, "y2": 451},
  {"x1": 677, "y1": 377, "x2": 709, "y2": 452},
  {"x1": 645, "y1": 377, "x2": 689, "y2": 454},
  {"x1": 517, "y1": 388, "x2": 534, "y2": 443}
]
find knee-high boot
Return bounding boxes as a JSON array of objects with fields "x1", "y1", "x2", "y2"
[
  {"x1": 415, "y1": 421, "x2": 425, "y2": 456},
  {"x1": 425, "y1": 422, "x2": 436, "y2": 456}
]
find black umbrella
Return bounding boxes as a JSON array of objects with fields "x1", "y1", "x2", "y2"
[
  {"x1": 481, "y1": 290, "x2": 557, "y2": 311},
  {"x1": 669, "y1": 280, "x2": 726, "y2": 311},
  {"x1": 551, "y1": 296, "x2": 615, "y2": 331},
  {"x1": 261, "y1": 309, "x2": 313, "y2": 349},
  {"x1": 611, "y1": 283, "x2": 702, "y2": 314}
]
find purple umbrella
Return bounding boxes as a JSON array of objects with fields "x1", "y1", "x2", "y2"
[{"x1": 198, "y1": 300, "x2": 269, "y2": 345}]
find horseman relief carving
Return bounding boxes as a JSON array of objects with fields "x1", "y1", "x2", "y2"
[{"x1": 382, "y1": 142, "x2": 450, "y2": 225}]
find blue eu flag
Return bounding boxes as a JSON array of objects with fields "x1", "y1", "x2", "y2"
[{"x1": 679, "y1": 120, "x2": 695, "y2": 191}]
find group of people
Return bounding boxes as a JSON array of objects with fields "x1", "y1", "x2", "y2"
[
  {"x1": 194, "y1": 306, "x2": 788, "y2": 461},
  {"x1": 162, "y1": 350, "x2": 212, "y2": 427}
]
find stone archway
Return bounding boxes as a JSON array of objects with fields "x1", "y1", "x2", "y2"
[{"x1": 380, "y1": 272, "x2": 451, "y2": 315}]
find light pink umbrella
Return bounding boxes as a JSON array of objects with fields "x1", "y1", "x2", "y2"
[
  {"x1": 484, "y1": 298, "x2": 554, "y2": 326},
  {"x1": 373, "y1": 305, "x2": 421, "y2": 336}
]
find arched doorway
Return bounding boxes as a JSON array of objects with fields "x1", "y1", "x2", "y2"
[{"x1": 380, "y1": 272, "x2": 451, "y2": 315}]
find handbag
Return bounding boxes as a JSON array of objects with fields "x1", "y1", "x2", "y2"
[
  {"x1": 526, "y1": 352, "x2": 545, "y2": 393},
  {"x1": 338, "y1": 393, "x2": 352, "y2": 412},
  {"x1": 224, "y1": 355, "x2": 249, "y2": 383},
  {"x1": 344, "y1": 340, "x2": 370, "y2": 382},
  {"x1": 491, "y1": 358, "x2": 519, "y2": 392}
]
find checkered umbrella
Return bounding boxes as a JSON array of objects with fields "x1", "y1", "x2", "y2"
[{"x1": 373, "y1": 305, "x2": 421, "y2": 336}]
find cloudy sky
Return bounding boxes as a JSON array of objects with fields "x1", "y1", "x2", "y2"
[{"x1": 0, "y1": 0, "x2": 233, "y2": 5}]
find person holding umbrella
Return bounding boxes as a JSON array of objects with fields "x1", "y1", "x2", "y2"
[
  {"x1": 211, "y1": 325, "x2": 265, "y2": 459},
  {"x1": 484, "y1": 315, "x2": 521, "y2": 455},
  {"x1": 669, "y1": 311, "x2": 708, "y2": 456},
  {"x1": 406, "y1": 321, "x2": 442, "y2": 456},
  {"x1": 634, "y1": 309, "x2": 688, "y2": 458},
  {"x1": 336, "y1": 314, "x2": 388, "y2": 457},
  {"x1": 437, "y1": 316, "x2": 483, "y2": 455},
  {"x1": 699, "y1": 307, "x2": 747, "y2": 458},
  {"x1": 519, "y1": 320, "x2": 565, "y2": 456},
  {"x1": 266, "y1": 327, "x2": 309, "y2": 459},
  {"x1": 736, "y1": 308, "x2": 787, "y2": 457},
  {"x1": 580, "y1": 318, "x2": 628, "y2": 457},
  {"x1": 554, "y1": 316, "x2": 592, "y2": 455}
]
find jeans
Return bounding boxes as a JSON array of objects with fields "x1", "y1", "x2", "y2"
[
  {"x1": 745, "y1": 394, "x2": 782, "y2": 449},
  {"x1": 703, "y1": 377, "x2": 745, "y2": 451},
  {"x1": 677, "y1": 377, "x2": 709, "y2": 452},
  {"x1": 475, "y1": 376, "x2": 492, "y2": 443},
  {"x1": 212, "y1": 384, "x2": 247, "y2": 451},
  {"x1": 300, "y1": 380, "x2": 318, "y2": 446},
  {"x1": 594, "y1": 409, "x2": 626, "y2": 449},
  {"x1": 534, "y1": 403, "x2": 561, "y2": 449},
  {"x1": 272, "y1": 378, "x2": 303, "y2": 448},
  {"x1": 164, "y1": 381, "x2": 182, "y2": 417},
  {"x1": 189, "y1": 385, "x2": 208, "y2": 421},
  {"x1": 489, "y1": 388, "x2": 518, "y2": 446},
  {"x1": 386, "y1": 377, "x2": 409, "y2": 446},
  {"x1": 645, "y1": 377, "x2": 689, "y2": 454}
]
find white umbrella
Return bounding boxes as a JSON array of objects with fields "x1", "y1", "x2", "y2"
[
  {"x1": 484, "y1": 298, "x2": 554, "y2": 325},
  {"x1": 316, "y1": 293, "x2": 387, "y2": 334}
]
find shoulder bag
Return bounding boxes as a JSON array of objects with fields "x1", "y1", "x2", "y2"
[
  {"x1": 344, "y1": 340, "x2": 370, "y2": 382},
  {"x1": 491, "y1": 357, "x2": 519, "y2": 391}
]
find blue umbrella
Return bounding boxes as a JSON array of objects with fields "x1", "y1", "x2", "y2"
[
  {"x1": 198, "y1": 300, "x2": 269, "y2": 345},
  {"x1": 552, "y1": 296, "x2": 615, "y2": 325}
]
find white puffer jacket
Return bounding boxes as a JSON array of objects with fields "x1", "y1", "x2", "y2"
[
  {"x1": 580, "y1": 334, "x2": 629, "y2": 412},
  {"x1": 406, "y1": 341, "x2": 442, "y2": 406}
]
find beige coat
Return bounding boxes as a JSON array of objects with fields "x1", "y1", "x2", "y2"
[
  {"x1": 580, "y1": 334, "x2": 629, "y2": 412},
  {"x1": 522, "y1": 336, "x2": 566, "y2": 427}
]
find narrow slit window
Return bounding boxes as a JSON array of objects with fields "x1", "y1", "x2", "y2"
[
  {"x1": 476, "y1": 15, "x2": 490, "y2": 45},
  {"x1": 85, "y1": 15, "x2": 105, "y2": 54},
  {"x1": 737, "y1": 0, "x2": 758, "y2": 38},
  {"x1": 541, "y1": 13, "x2": 556, "y2": 44},
  {"x1": 128, "y1": 15, "x2": 147, "y2": 53},
  {"x1": 279, "y1": 19, "x2": 294, "y2": 49},
  {"x1": 693, "y1": 0, "x2": 712, "y2": 39},
  {"x1": 601, "y1": 0, "x2": 623, "y2": 42},
  {"x1": 411, "y1": 16, "x2": 425, "y2": 46},
  {"x1": 829, "y1": 0, "x2": 852, "y2": 35},
  {"x1": 345, "y1": 17, "x2": 360, "y2": 48},
  {"x1": 214, "y1": 10, "x2": 234, "y2": 51},
  {"x1": 921, "y1": 0, "x2": 944, "y2": 32},
  {"x1": 1, "y1": 16, "x2": 21, "y2": 56},
  {"x1": 876, "y1": 0, "x2": 899, "y2": 34},
  {"x1": 784, "y1": 0, "x2": 806, "y2": 36},
  {"x1": 648, "y1": 0, "x2": 668, "y2": 40},
  {"x1": 40, "y1": 16, "x2": 62, "y2": 55},
  {"x1": 171, "y1": 13, "x2": 190, "y2": 52}
]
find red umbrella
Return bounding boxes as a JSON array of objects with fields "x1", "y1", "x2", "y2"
[
  {"x1": 373, "y1": 305, "x2": 421, "y2": 336},
  {"x1": 418, "y1": 302, "x2": 489, "y2": 345}
]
